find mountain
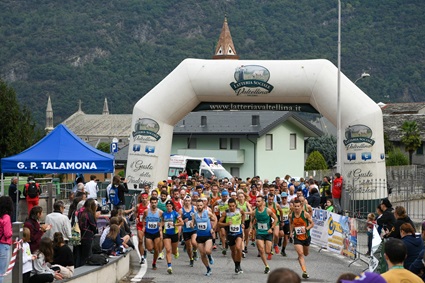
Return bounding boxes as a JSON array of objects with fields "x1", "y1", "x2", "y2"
[{"x1": 1, "y1": 0, "x2": 424, "y2": 128}]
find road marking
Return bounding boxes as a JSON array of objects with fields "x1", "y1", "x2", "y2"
[{"x1": 130, "y1": 235, "x2": 147, "y2": 282}]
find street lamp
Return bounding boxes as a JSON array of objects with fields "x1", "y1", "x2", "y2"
[{"x1": 354, "y1": 72, "x2": 371, "y2": 84}]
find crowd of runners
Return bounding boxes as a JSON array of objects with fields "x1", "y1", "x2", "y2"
[{"x1": 133, "y1": 174, "x2": 322, "y2": 278}]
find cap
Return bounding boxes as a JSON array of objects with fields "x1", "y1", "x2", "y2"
[
  {"x1": 281, "y1": 192, "x2": 288, "y2": 197},
  {"x1": 192, "y1": 192, "x2": 199, "y2": 196},
  {"x1": 184, "y1": 194, "x2": 191, "y2": 200},
  {"x1": 381, "y1": 198, "x2": 392, "y2": 208},
  {"x1": 221, "y1": 190, "x2": 229, "y2": 196},
  {"x1": 165, "y1": 200, "x2": 174, "y2": 206},
  {"x1": 251, "y1": 184, "x2": 257, "y2": 189},
  {"x1": 231, "y1": 192, "x2": 237, "y2": 196},
  {"x1": 341, "y1": 272, "x2": 386, "y2": 283},
  {"x1": 200, "y1": 197, "x2": 208, "y2": 201},
  {"x1": 141, "y1": 192, "x2": 148, "y2": 196},
  {"x1": 227, "y1": 182, "x2": 232, "y2": 186}
]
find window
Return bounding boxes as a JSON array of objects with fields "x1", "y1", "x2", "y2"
[
  {"x1": 266, "y1": 134, "x2": 273, "y2": 151},
  {"x1": 230, "y1": 138, "x2": 240, "y2": 149},
  {"x1": 219, "y1": 138, "x2": 227, "y2": 149},
  {"x1": 290, "y1": 133, "x2": 297, "y2": 150},
  {"x1": 187, "y1": 138, "x2": 197, "y2": 149},
  {"x1": 417, "y1": 144, "x2": 424, "y2": 155},
  {"x1": 230, "y1": 167, "x2": 240, "y2": 177}
]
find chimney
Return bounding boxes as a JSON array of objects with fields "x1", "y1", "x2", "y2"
[
  {"x1": 252, "y1": 115, "x2": 260, "y2": 126},
  {"x1": 201, "y1": 116, "x2": 207, "y2": 127}
]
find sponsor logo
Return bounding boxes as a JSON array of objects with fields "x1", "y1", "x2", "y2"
[
  {"x1": 347, "y1": 153, "x2": 356, "y2": 161},
  {"x1": 133, "y1": 144, "x2": 141, "y2": 152},
  {"x1": 145, "y1": 145, "x2": 155, "y2": 154},
  {"x1": 343, "y1": 125, "x2": 375, "y2": 149},
  {"x1": 230, "y1": 65, "x2": 274, "y2": 96},
  {"x1": 132, "y1": 118, "x2": 161, "y2": 141},
  {"x1": 16, "y1": 161, "x2": 97, "y2": 170}
]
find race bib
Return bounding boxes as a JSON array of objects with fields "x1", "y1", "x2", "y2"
[
  {"x1": 282, "y1": 215, "x2": 289, "y2": 221},
  {"x1": 257, "y1": 222, "x2": 268, "y2": 230},
  {"x1": 166, "y1": 221, "x2": 174, "y2": 229},
  {"x1": 295, "y1": 226, "x2": 306, "y2": 235},
  {"x1": 147, "y1": 222, "x2": 158, "y2": 229},
  {"x1": 229, "y1": 225, "x2": 240, "y2": 233},
  {"x1": 139, "y1": 215, "x2": 143, "y2": 222},
  {"x1": 185, "y1": 222, "x2": 192, "y2": 229},
  {"x1": 197, "y1": 222, "x2": 207, "y2": 230},
  {"x1": 245, "y1": 214, "x2": 250, "y2": 220}
]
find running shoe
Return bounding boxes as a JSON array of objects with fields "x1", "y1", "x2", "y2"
[
  {"x1": 189, "y1": 259, "x2": 194, "y2": 267},
  {"x1": 167, "y1": 267, "x2": 173, "y2": 274},
  {"x1": 140, "y1": 257, "x2": 145, "y2": 265},
  {"x1": 174, "y1": 249, "x2": 179, "y2": 259},
  {"x1": 212, "y1": 245, "x2": 217, "y2": 250},
  {"x1": 238, "y1": 268, "x2": 244, "y2": 274},
  {"x1": 264, "y1": 266, "x2": 270, "y2": 274},
  {"x1": 242, "y1": 251, "x2": 246, "y2": 258},
  {"x1": 267, "y1": 253, "x2": 272, "y2": 260},
  {"x1": 243, "y1": 246, "x2": 248, "y2": 253},
  {"x1": 205, "y1": 267, "x2": 212, "y2": 276},
  {"x1": 302, "y1": 272, "x2": 309, "y2": 279},
  {"x1": 251, "y1": 242, "x2": 256, "y2": 247},
  {"x1": 222, "y1": 249, "x2": 227, "y2": 256},
  {"x1": 158, "y1": 252, "x2": 164, "y2": 260},
  {"x1": 152, "y1": 263, "x2": 157, "y2": 270},
  {"x1": 208, "y1": 255, "x2": 215, "y2": 265},
  {"x1": 280, "y1": 250, "x2": 287, "y2": 257},
  {"x1": 274, "y1": 245, "x2": 279, "y2": 254},
  {"x1": 235, "y1": 267, "x2": 239, "y2": 274}
]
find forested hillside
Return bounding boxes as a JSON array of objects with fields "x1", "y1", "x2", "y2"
[{"x1": 1, "y1": 0, "x2": 424, "y2": 127}]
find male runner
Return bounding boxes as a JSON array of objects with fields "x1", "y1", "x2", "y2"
[
  {"x1": 251, "y1": 195, "x2": 278, "y2": 274},
  {"x1": 290, "y1": 199, "x2": 314, "y2": 279},
  {"x1": 267, "y1": 193, "x2": 283, "y2": 259},
  {"x1": 236, "y1": 191, "x2": 252, "y2": 256},
  {"x1": 136, "y1": 192, "x2": 149, "y2": 264},
  {"x1": 279, "y1": 192, "x2": 291, "y2": 256},
  {"x1": 181, "y1": 195, "x2": 198, "y2": 266},
  {"x1": 143, "y1": 196, "x2": 163, "y2": 270},
  {"x1": 214, "y1": 190, "x2": 229, "y2": 254},
  {"x1": 219, "y1": 198, "x2": 245, "y2": 274},
  {"x1": 192, "y1": 199, "x2": 217, "y2": 276}
]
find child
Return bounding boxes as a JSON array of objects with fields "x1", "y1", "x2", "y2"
[
  {"x1": 22, "y1": 228, "x2": 34, "y2": 283},
  {"x1": 325, "y1": 199, "x2": 334, "y2": 212},
  {"x1": 30, "y1": 238, "x2": 63, "y2": 283},
  {"x1": 101, "y1": 224, "x2": 127, "y2": 255},
  {"x1": 366, "y1": 213, "x2": 377, "y2": 256},
  {"x1": 52, "y1": 232, "x2": 74, "y2": 279}
]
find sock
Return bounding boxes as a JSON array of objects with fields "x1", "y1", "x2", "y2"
[
  {"x1": 235, "y1": 261, "x2": 240, "y2": 268},
  {"x1": 281, "y1": 246, "x2": 285, "y2": 252},
  {"x1": 153, "y1": 259, "x2": 157, "y2": 265},
  {"x1": 278, "y1": 238, "x2": 282, "y2": 246},
  {"x1": 207, "y1": 254, "x2": 212, "y2": 260},
  {"x1": 207, "y1": 266, "x2": 211, "y2": 272},
  {"x1": 167, "y1": 262, "x2": 172, "y2": 268}
]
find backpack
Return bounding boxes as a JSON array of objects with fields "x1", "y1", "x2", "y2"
[
  {"x1": 86, "y1": 253, "x2": 109, "y2": 265},
  {"x1": 26, "y1": 183, "x2": 39, "y2": 198},
  {"x1": 109, "y1": 186, "x2": 120, "y2": 206}
]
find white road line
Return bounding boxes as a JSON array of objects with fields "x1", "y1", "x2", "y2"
[{"x1": 130, "y1": 235, "x2": 148, "y2": 282}]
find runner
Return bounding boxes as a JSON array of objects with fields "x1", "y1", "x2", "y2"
[
  {"x1": 162, "y1": 200, "x2": 183, "y2": 274},
  {"x1": 143, "y1": 196, "x2": 163, "y2": 270},
  {"x1": 214, "y1": 190, "x2": 229, "y2": 255},
  {"x1": 236, "y1": 191, "x2": 253, "y2": 256},
  {"x1": 193, "y1": 199, "x2": 217, "y2": 276},
  {"x1": 218, "y1": 198, "x2": 246, "y2": 274},
  {"x1": 267, "y1": 193, "x2": 283, "y2": 259},
  {"x1": 157, "y1": 190, "x2": 168, "y2": 212},
  {"x1": 181, "y1": 195, "x2": 198, "y2": 267},
  {"x1": 290, "y1": 198, "x2": 314, "y2": 279},
  {"x1": 279, "y1": 192, "x2": 291, "y2": 257},
  {"x1": 136, "y1": 192, "x2": 149, "y2": 264},
  {"x1": 251, "y1": 195, "x2": 278, "y2": 274}
]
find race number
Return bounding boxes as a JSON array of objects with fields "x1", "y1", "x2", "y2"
[
  {"x1": 295, "y1": 226, "x2": 306, "y2": 235},
  {"x1": 197, "y1": 222, "x2": 207, "y2": 230},
  {"x1": 282, "y1": 215, "x2": 289, "y2": 221},
  {"x1": 185, "y1": 222, "x2": 192, "y2": 229},
  {"x1": 230, "y1": 225, "x2": 240, "y2": 233},
  {"x1": 139, "y1": 215, "x2": 143, "y2": 222},
  {"x1": 257, "y1": 222, "x2": 268, "y2": 231},
  {"x1": 166, "y1": 221, "x2": 174, "y2": 229},
  {"x1": 147, "y1": 222, "x2": 158, "y2": 229}
]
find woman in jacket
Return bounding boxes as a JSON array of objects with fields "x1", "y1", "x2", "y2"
[
  {"x1": 400, "y1": 223, "x2": 423, "y2": 269},
  {"x1": 0, "y1": 196, "x2": 14, "y2": 283},
  {"x1": 76, "y1": 199, "x2": 98, "y2": 267},
  {"x1": 24, "y1": 206, "x2": 51, "y2": 253}
]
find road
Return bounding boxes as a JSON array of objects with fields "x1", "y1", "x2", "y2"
[{"x1": 122, "y1": 237, "x2": 368, "y2": 283}]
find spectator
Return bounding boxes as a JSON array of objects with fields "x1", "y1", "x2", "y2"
[
  {"x1": 22, "y1": 227, "x2": 33, "y2": 283},
  {"x1": 24, "y1": 206, "x2": 51, "y2": 253},
  {"x1": 51, "y1": 232, "x2": 74, "y2": 279},
  {"x1": 101, "y1": 224, "x2": 127, "y2": 254},
  {"x1": 43, "y1": 200, "x2": 72, "y2": 241},
  {"x1": 388, "y1": 205, "x2": 415, "y2": 239},
  {"x1": 366, "y1": 213, "x2": 376, "y2": 256},
  {"x1": 409, "y1": 221, "x2": 425, "y2": 280},
  {"x1": 375, "y1": 204, "x2": 384, "y2": 236},
  {"x1": 325, "y1": 199, "x2": 334, "y2": 212},
  {"x1": 109, "y1": 176, "x2": 129, "y2": 209},
  {"x1": 0, "y1": 196, "x2": 13, "y2": 283},
  {"x1": 23, "y1": 176, "x2": 41, "y2": 215},
  {"x1": 8, "y1": 177, "x2": 20, "y2": 222},
  {"x1": 339, "y1": 272, "x2": 386, "y2": 283},
  {"x1": 319, "y1": 176, "x2": 331, "y2": 208},
  {"x1": 400, "y1": 223, "x2": 423, "y2": 269},
  {"x1": 381, "y1": 238, "x2": 422, "y2": 283},
  {"x1": 267, "y1": 267, "x2": 301, "y2": 283},
  {"x1": 99, "y1": 217, "x2": 120, "y2": 248},
  {"x1": 75, "y1": 199, "x2": 98, "y2": 267},
  {"x1": 332, "y1": 173, "x2": 343, "y2": 214},
  {"x1": 377, "y1": 198, "x2": 396, "y2": 238},
  {"x1": 335, "y1": 272, "x2": 356, "y2": 282},
  {"x1": 307, "y1": 187, "x2": 320, "y2": 208},
  {"x1": 84, "y1": 175, "x2": 99, "y2": 200},
  {"x1": 29, "y1": 237, "x2": 63, "y2": 283}
]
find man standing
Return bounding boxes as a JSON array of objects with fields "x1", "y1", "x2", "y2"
[
  {"x1": 23, "y1": 176, "x2": 40, "y2": 215},
  {"x1": 218, "y1": 198, "x2": 245, "y2": 274},
  {"x1": 381, "y1": 238, "x2": 422, "y2": 283},
  {"x1": 85, "y1": 175, "x2": 99, "y2": 200},
  {"x1": 8, "y1": 177, "x2": 20, "y2": 222},
  {"x1": 332, "y1": 173, "x2": 343, "y2": 214},
  {"x1": 193, "y1": 199, "x2": 217, "y2": 276},
  {"x1": 290, "y1": 199, "x2": 314, "y2": 279},
  {"x1": 43, "y1": 200, "x2": 72, "y2": 241},
  {"x1": 251, "y1": 195, "x2": 278, "y2": 274},
  {"x1": 143, "y1": 196, "x2": 163, "y2": 270}
]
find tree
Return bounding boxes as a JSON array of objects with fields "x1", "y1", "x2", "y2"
[
  {"x1": 96, "y1": 142, "x2": 110, "y2": 153},
  {"x1": 305, "y1": 151, "x2": 328, "y2": 171},
  {"x1": 386, "y1": 148, "x2": 409, "y2": 166},
  {"x1": 306, "y1": 134, "x2": 336, "y2": 168},
  {"x1": 400, "y1": 121, "x2": 422, "y2": 165},
  {"x1": 0, "y1": 80, "x2": 42, "y2": 163},
  {"x1": 384, "y1": 132, "x2": 394, "y2": 153}
]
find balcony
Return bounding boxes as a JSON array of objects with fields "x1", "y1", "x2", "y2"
[{"x1": 176, "y1": 149, "x2": 245, "y2": 164}]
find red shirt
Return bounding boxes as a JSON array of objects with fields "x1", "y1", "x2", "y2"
[
  {"x1": 171, "y1": 198, "x2": 182, "y2": 211},
  {"x1": 332, "y1": 177, "x2": 343, "y2": 198}
]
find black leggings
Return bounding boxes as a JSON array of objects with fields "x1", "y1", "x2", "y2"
[{"x1": 29, "y1": 273, "x2": 54, "y2": 283}]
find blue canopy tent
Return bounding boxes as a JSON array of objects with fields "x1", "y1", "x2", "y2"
[{"x1": 1, "y1": 124, "x2": 114, "y2": 194}]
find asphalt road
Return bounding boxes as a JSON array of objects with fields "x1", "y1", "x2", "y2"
[{"x1": 122, "y1": 237, "x2": 368, "y2": 283}]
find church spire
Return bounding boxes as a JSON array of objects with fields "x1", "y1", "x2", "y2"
[
  {"x1": 45, "y1": 96, "x2": 54, "y2": 133},
  {"x1": 78, "y1": 100, "x2": 83, "y2": 112},
  {"x1": 213, "y1": 16, "x2": 239, "y2": 60},
  {"x1": 103, "y1": 98, "x2": 109, "y2": 115}
]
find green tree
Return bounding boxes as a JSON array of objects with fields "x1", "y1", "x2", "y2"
[
  {"x1": 384, "y1": 132, "x2": 394, "y2": 154},
  {"x1": 305, "y1": 150, "x2": 328, "y2": 171},
  {"x1": 306, "y1": 134, "x2": 336, "y2": 168},
  {"x1": 0, "y1": 80, "x2": 42, "y2": 163},
  {"x1": 400, "y1": 121, "x2": 422, "y2": 165},
  {"x1": 96, "y1": 142, "x2": 110, "y2": 153},
  {"x1": 386, "y1": 148, "x2": 409, "y2": 166}
]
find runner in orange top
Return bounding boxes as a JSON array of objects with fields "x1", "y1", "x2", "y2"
[
  {"x1": 290, "y1": 198, "x2": 314, "y2": 279},
  {"x1": 136, "y1": 192, "x2": 149, "y2": 264}
]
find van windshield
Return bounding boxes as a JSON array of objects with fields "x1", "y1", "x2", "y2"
[{"x1": 211, "y1": 168, "x2": 233, "y2": 179}]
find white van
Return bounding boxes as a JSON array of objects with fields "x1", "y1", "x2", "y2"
[{"x1": 168, "y1": 155, "x2": 233, "y2": 180}]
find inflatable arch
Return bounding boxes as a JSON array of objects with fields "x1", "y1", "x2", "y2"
[{"x1": 126, "y1": 59, "x2": 387, "y2": 201}]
